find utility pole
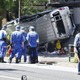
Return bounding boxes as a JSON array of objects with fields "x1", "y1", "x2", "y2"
[
  {"x1": 18, "y1": 0, "x2": 21, "y2": 18},
  {"x1": 13, "y1": 0, "x2": 20, "y2": 18}
]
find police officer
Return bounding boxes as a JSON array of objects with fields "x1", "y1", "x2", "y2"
[
  {"x1": 9, "y1": 25, "x2": 24, "y2": 63},
  {"x1": 0, "y1": 25, "x2": 7, "y2": 62},
  {"x1": 26, "y1": 26, "x2": 39, "y2": 63},
  {"x1": 20, "y1": 27, "x2": 27, "y2": 62},
  {"x1": 74, "y1": 32, "x2": 80, "y2": 75}
]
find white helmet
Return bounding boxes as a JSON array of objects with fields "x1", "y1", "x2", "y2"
[
  {"x1": 15, "y1": 25, "x2": 20, "y2": 31},
  {"x1": 29, "y1": 26, "x2": 34, "y2": 31}
]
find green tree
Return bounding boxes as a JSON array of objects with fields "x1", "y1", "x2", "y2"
[
  {"x1": 0, "y1": 0, "x2": 48, "y2": 28},
  {"x1": 22, "y1": 0, "x2": 48, "y2": 15}
]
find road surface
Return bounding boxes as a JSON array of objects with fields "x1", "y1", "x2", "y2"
[{"x1": 0, "y1": 63, "x2": 80, "y2": 80}]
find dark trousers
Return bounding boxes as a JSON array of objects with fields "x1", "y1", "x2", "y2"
[{"x1": 29, "y1": 47, "x2": 38, "y2": 63}]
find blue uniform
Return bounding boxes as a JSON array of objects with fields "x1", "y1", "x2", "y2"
[
  {"x1": 0, "y1": 41, "x2": 7, "y2": 59},
  {"x1": 27, "y1": 28, "x2": 39, "y2": 63},
  {"x1": 22, "y1": 31, "x2": 27, "y2": 62},
  {"x1": 10, "y1": 26, "x2": 24, "y2": 63},
  {"x1": 0, "y1": 25, "x2": 7, "y2": 62},
  {"x1": 0, "y1": 30, "x2": 7, "y2": 40},
  {"x1": 27, "y1": 31, "x2": 39, "y2": 47},
  {"x1": 74, "y1": 33, "x2": 80, "y2": 74}
]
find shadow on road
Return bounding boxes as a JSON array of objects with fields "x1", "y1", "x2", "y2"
[
  {"x1": 38, "y1": 52, "x2": 68, "y2": 58},
  {"x1": 0, "y1": 68, "x2": 18, "y2": 71}
]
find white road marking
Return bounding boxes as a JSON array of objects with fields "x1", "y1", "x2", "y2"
[{"x1": 0, "y1": 75, "x2": 20, "y2": 80}]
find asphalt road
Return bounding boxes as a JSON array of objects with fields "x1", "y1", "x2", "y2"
[{"x1": 0, "y1": 63, "x2": 80, "y2": 80}]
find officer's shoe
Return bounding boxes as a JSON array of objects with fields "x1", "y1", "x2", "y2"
[
  {"x1": 35, "y1": 59, "x2": 38, "y2": 63},
  {"x1": 1, "y1": 60, "x2": 7, "y2": 63},
  {"x1": 1, "y1": 58, "x2": 6, "y2": 63},
  {"x1": 16, "y1": 59, "x2": 20, "y2": 63},
  {"x1": 78, "y1": 72, "x2": 80, "y2": 75},
  {"x1": 9, "y1": 58, "x2": 12, "y2": 63},
  {"x1": 0, "y1": 58, "x2": 1, "y2": 62}
]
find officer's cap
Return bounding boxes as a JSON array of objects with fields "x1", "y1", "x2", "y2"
[
  {"x1": 15, "y1": 25, "x2": 20, "y2": 31},
  {"x1": 2, "y1": 25, "x2": 7, "y2": 30},
  {"x1": 29, "y1": 26, "x2": 34, "y2": 30}
]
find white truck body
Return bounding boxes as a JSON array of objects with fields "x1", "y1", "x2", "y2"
[{"x1": 6, "y1": 6, "x2": 76, "y2": 44}]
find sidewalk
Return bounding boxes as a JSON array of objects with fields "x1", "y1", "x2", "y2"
[
  {"x1": 4, "y1": 52, "x2": 78, "y2": 68},
  {"x1": 38, "y1": 52, "x2": 78, "y2": 68}
]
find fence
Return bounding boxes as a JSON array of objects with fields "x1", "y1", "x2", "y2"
[{"x1": 68, "y1": 44, "x2": 74, "y2": 62}]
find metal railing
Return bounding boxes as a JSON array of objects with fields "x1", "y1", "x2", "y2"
[{"x1": 68, "y1": 44, "x2": 74, "y2": 62}]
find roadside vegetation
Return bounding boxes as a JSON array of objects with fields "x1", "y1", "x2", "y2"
[{"x1": 0, "y1": 0, "x2": 48, "y2": 28}]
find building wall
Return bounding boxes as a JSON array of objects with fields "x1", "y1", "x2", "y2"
[{"x1": 73, "y1": 7, "x2": 80, "y2": 25}]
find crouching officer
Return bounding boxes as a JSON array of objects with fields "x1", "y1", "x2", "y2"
[
  {"x1": 74, "y1": 32, "x2": 80, "y2": 75},
  {"x1": 26, "y1": 26, "x2": 39, "y2": 63},
  {"x1": 0, "y1": 25, "x2": 7, "y2": 63},
  {"x1": 9, "y1": 25, "x2": 24, "y2": 63}
]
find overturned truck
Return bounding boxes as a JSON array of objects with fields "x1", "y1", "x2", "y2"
[
  {"x1": 19, "y1": 6, "x2": 75, "y2": 43},
  {"x1": 6, "y1": 6, "x2": 76, "y2": 50}
]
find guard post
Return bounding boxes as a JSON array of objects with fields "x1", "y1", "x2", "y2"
[{"x1": 68, "y1": 44, "x2": 74, "y2": 62}]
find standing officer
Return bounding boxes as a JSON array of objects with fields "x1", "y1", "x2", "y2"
[
  {"x1": 74, "y1": 32, "x2": 80, "y2": 75},
  {"x1": 0, "y1": 25, "x2": 7, "y2": 62},
  {"x1": 26, "y1": 26, "x2": 39, "y2": 63},
  {"x1": 9, "y1": 25, "x2": 24, "y2": 63},
  {"x1": 20, "y1": 27, "x2": 27, "y2": 62}
]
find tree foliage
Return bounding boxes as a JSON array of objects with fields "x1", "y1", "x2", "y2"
[
  {"x1": 0, "y1": 0, "x2": 48, "y2": 22},
  {"x1": 22, "y1": 0, "x2": 48, "y2": 15}
]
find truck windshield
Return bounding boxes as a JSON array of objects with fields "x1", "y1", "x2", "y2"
[{"x1": 53, "y1": 11, "x2": 66, "y2": 36}]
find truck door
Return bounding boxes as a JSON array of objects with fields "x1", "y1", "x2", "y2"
[{"x1": 51, "y1": 11, "x2": 66, "y2": 38}]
